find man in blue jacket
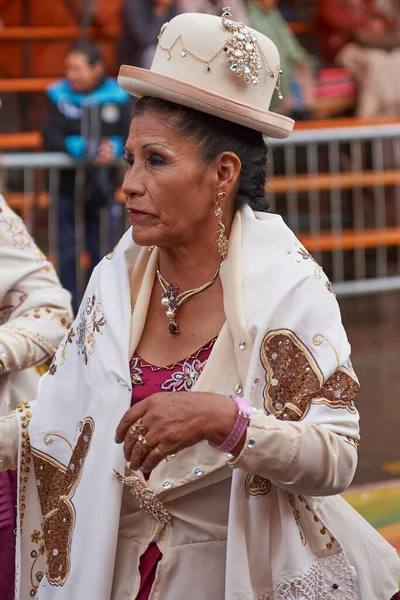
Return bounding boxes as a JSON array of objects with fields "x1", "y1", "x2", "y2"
[{"x1": 42, "y1": 39, "x2": 131, "y2": 309}]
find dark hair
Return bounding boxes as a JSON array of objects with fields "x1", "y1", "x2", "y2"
[
  {"x1": 133, "y1": 97, "x2": 270, "y2": 213},
  {"x1": 68, "y1": 38, "x2": 104, "y2": 67}
]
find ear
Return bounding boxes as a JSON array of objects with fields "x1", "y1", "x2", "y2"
[
  {"x1": 93, "y1": 62, "x2": 104, "y2": 78},
  {"x1": 214, "y1": 152, "x2": 241, "y2": 200}
]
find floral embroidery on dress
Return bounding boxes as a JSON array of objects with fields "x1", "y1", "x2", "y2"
[
  {"x1": 49, "y1": 295, "x2": 105, "y2": 374},
  {"x1": 295, "y1": 244, "x2": 334, "y2": 291},
  {"x1": 76, "y1": 295, "x2": 105, "y2": 364},
  {"x1": 130, "y1": 357, "x2": 144, "y2": 385},
  {"x1": 261, "y1": 330, "x2": 359, "y2": 421},
  {"x1": 21, "y1": 306, "x2": 72, "y2": 329},
  {"x1": 0, "y1": 204, "x2": 34, "y2": 251},
  {"x1": 161, "y1": 357, "x2": 206, "y2": 392},
  {"x1": 0, "y1": 289, "x2": 27, "y2": 325},
  {"x1": 49, "y1": 328, "x2": 76, "y2": 375}
]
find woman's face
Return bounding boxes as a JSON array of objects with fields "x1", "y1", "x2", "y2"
[{"x1": 122, "y1": 110, "x2": 230, "y2": 250}]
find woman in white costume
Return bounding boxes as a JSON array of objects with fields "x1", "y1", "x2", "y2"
[
  {"x1": 0, "y1": 9, "x2": 399, "y2": 600},
  {"x1": 0, "y1": 194, "x2": 72, "y2": 600}
]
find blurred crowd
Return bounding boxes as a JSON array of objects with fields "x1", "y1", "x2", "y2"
[
  {"x1": 36, "y1": 0, "x2": 400, "y2": 306},
  {"x1": 116, "y1": 0, "x2": 400, "y2": 119}
]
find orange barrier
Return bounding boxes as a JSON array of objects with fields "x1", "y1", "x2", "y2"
[
  {"x1": 0, "y1": 131, "x2": 43, "y2": 150},
  {"x1": 0, "y1": 78, "x2": 56, "y2": 93},
  {"x1": 295, "y1": 116, "x2": 400, "y2": 130},
  {"x1": 299, "y1": 228, "x2": 400, "y2": 252},
  {"x1": 0, "y1": 26, "x2": 117, "y2": 41},
  {"x1": 2, "y1": 117, "x2": 400, "y2": 150},
  {"x1": 269, "y1": 170, "x2": 400, "y2": 194}
]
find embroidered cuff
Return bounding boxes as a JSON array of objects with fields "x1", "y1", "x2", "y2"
[
  {"x1": 0, "y1": 330, "x2": 47, "y2": 373},
  {"x1": 226, "y1": 411, "x2": 299, "y2": 479}
]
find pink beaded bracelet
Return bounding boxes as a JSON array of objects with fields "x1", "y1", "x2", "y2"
[{"x1": 209, "y1": 397, "x2": 252, "y2": 453}]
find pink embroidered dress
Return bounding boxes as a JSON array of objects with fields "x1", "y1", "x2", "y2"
[{"x1": 128, "y1": 338, "x2": 216, "y2": 600}]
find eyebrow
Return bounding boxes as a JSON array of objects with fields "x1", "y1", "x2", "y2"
[
  {"x1": 142, "y1": 143, "x2": 171, "y2": 150},
  {"x1": 124, "y1": 142, "x2": 171, "y2": 154}
]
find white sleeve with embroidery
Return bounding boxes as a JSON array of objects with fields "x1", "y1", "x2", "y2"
[
  {"x1": 233, "y1": 245, "x2": 360, "y2": 497},
  {"x1": 0, "y1": 195, "x2": 73, "y2": 373},
  {"x1": 231, "y1": 411, "x2": 358, "y2": 496}
]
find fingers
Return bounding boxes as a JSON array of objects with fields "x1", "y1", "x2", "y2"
[
  {"x1": 115, "y1": 401, "x2": 148, "y2": 444},
  {"x1": 122, "y1": 421, "x2": 147, "y2": 463},
  {"x1": 141, "y1": 445, "x2": 170, "y2": 473},
  {"x1": 130, "y1": 441, "x2": 172, "y2": 473},
  {"x1": 128, "y1": 438, "x2": 153, "y2": 471}
]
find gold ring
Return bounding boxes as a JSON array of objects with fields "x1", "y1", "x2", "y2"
[
  {"x1": 153, "y1": 445, "x2": 167, "y2": 461},
  {"x1": 140, "y1": 436, "x2": 153, "y2": 450},
  {"x1": 129, "y1": 423, "x2": 147, "y2": 440}
]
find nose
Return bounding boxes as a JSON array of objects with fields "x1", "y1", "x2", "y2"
[{"x1": 122, "y1": 162, "x2": 146, "y2": 201}]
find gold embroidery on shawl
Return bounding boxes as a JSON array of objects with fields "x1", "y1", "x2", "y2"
[
  {"x1": 32, "y1": 417, "x2": 95, "y2": 585},
  {"x1": 261, "y1": 330, "x2": 359, "y2": 421},
  {"x1": 312, "y1": 333, "x2": 340, "y2": 369},
  {"x1": 44, "y1": 433, "x2": 74, "y2": 452},
  {"x1": 28, "y1": 527, "x2": 46, "y2": 597},
  {"x1": 297, "y1": 495, "x2": 337, "y2": 551},
  {"x1": 49, "y1": 327, "x2": 75, "y2": 375},
  {"x1": 245, "y1": 474, "x2": 271, "y2": 498},
  {"x1": 311, "y1": 369, "x2": 358, "y2": 414},
  {"x1": 345, "y1": 436, "x2": 360, "y2": 449},
  {"x1": 289, "y1": 493, "x2": 307, "y2": 545},
  {"x1": 296, "y1": 245, "x2": 334, "y2": 290},
  {"x1": 17, "y1": 400, "x2": 33, "y2": 533},
  {"x1": 261, "y1": 330, "x2": 323, "y2": 421},
  {"x1": 0, "y1": 289, "x2": 27, "y2": 325},
  {"x1": 297, "y1": 247, "x2": 324, "y2": 279}
]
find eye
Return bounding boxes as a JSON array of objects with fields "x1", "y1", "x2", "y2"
[
  {"x1": 123, "y1": 154, "x2": 134, "y2": 167},
  {"x1": 148, "y1": 153, "x2": 167, "y2": 166}
]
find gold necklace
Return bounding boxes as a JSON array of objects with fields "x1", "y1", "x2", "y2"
[{"x1": 157, "y1": 266, "x2": 221, "y2": 335}]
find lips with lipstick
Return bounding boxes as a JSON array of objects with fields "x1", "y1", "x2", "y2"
[{"x1": 127, "y1": 207, "x2": 152, "y2": 221}]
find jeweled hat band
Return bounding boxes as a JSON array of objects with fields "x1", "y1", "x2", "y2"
[{"x1": 157, "y1": 7, "x2": 283, "y2": 98}]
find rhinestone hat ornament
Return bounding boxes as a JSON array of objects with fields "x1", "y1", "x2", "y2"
[
  {"x1": 222, "y1": 6, "x2": 283, "y2": 95},
  {"x1": 222, "y1": 6, "x2": 262, "y2": 85},
  {"x1": 157, "y1": 8, "x2": 284, "y2": 98}
]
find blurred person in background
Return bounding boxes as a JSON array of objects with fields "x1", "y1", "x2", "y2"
[
  {"x1": 119, "y1": 0, "x2": 179, "y2": 68},
  {"x1": 316, "y1": 0, "x2": 400, "y2": 117},
  {"x1": 178, "y1": 0, "x2": 249, "y2": 22},
  {"x1": 245, "y1": 0, "x2": 316, "y2": 118},
  {"x1": 42, "y1": 39, "x2": 131, "y2": 310},
  {"x1": 0, "y1": 191, "x2": 72, "y2": 600}
]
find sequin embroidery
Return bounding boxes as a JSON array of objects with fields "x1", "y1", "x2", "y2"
[{"x1": 261, "y1": 330, "x2": 359, "y2": 421}]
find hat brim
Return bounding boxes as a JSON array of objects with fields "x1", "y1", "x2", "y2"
[{"x1": 118, "y1": 65, "x2": 294, "y2": 139}]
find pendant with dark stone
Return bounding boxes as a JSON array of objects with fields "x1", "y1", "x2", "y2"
[{"x1": 169, "y1": 320, "x2": 179, "y2": 335}]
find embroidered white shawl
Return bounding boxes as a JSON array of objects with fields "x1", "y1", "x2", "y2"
[
  {"x1": 0, "y1": 195, "x2": 72, "y2": 416},
  {"x1": 14, "y1": 206, "x2": 400, "y2": 600}
]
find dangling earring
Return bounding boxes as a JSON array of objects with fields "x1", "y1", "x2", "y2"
[{"x1": 215, "y1": 192, "x2": 229, "y2": 261}]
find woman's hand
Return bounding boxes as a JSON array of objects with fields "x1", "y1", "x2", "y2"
[{"x1": 115, "y1": 391, "x2": 238, "y2": 473}]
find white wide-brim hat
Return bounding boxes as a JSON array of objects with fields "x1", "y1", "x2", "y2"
[{"x1": 118, "y1": 10, "x2": 294, "y2": 139}]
